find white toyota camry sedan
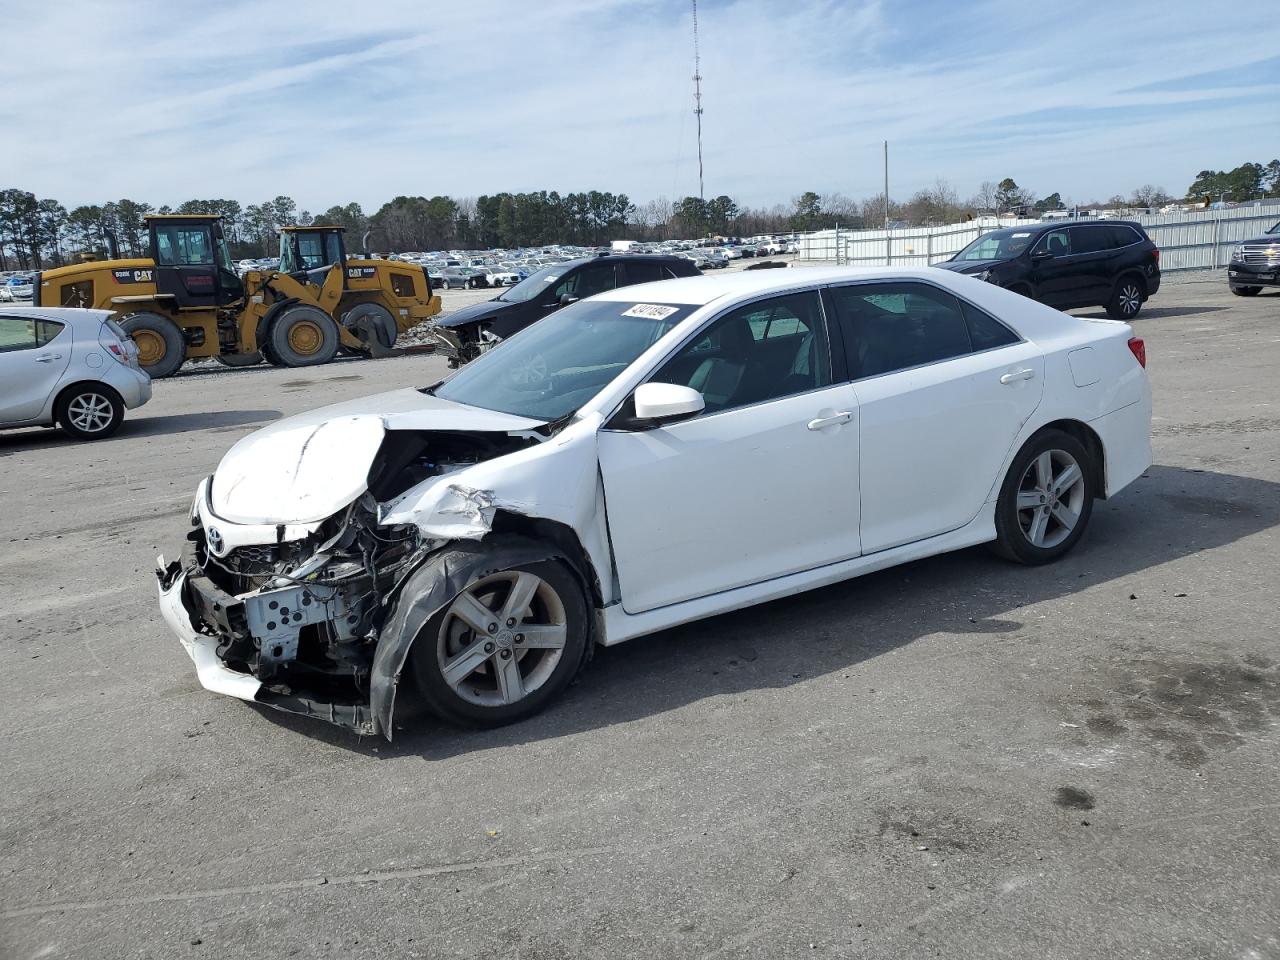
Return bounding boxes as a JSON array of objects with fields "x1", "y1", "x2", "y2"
[{"x1": 158, "y1": 267, "x2": 1151, "y2": 738}]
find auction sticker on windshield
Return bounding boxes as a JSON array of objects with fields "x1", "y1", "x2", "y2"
[{"x1": 622, "y1": 304, "x2": 681, "y2": 320}]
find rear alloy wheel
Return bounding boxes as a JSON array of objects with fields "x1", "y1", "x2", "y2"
[
  {"x1": 1231, "y1": 286, "x2": 1262, "y2": 297},
  {"x1": 411, "y1": 559, "x2": 588, "y2": 727},
  {"x1": 56, "y1": 384, "x2": 124, "y2": 440},
  {"x1": 120, "y1": 311, "x2": 186, "y2": 378},
  {"x1": 1106, "y1": 277, "x2": 1145, "y2": 319},
  {"x1": 267, "y1": 305, "x2": 340, "y2": 367},
  {"x1": 992, "y1": 429, "x2": 1095, "y2": 564}
]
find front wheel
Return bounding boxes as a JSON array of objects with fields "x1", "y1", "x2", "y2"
[
  {"x1": 266, "y1": 305, "x2": 340, "y2": 367},
  {"x1": 1106, "y1": 277, "x2": 1145, "y2": 319},
  {"x1": 410, "y1": 555, "x2": 589, "y2": 728},
  {"x1": 992, "y1": 430, "x2": 1095, "y2": 565},
  {"x1": 1231, "y1": 286, "x2": 1262, "y2": 297}
]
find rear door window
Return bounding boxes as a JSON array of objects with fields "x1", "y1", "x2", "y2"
[
  {"x1": 828, "y1": 282, "x2": 976, "y2": 379},
  {"x1": 1069, "y1": 225, "x2": 1115, "y2": 254},
  {"x1": 1110, "y1": 225, "x2": 1141, "y2": 248},
  {"x1": 621, "y1": 260, "x2": 667, "y2": 285}
]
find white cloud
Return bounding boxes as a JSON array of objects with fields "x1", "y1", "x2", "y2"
[{"x1": 1, "y1": 0, "x2": 1277, "y2": 210}]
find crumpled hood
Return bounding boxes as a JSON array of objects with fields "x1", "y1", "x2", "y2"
[
  {"x1": 210, "y1": 388, "x2": 546, "y2": 524},
  {"x1": 435, "y1": 297, "x2": 520, "y2": 329}
]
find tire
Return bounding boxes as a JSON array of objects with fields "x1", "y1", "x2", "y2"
[
  {"x1": 55, "y1": 383, "x2": 124, "y2": 440},
  {"x1": 992, "y1": 429, "x2": 1095, "y2": 565},
  {"x1": 215, "y1": 351, "x2": 262, "y2": 368},
  {"x1": 1231, "y1": 286, "x2": 1262, "y2": 297},
  {"x1": 409, "y1": 554, "x2": 589, "y2": 728},
  {"x1": 340, "y1": 303, "x2": 397, "y2": 358},
  {"x1": 1106, "y1": 276, "x2": 1145, "y2": 320},
  {"x1": 266, "y1": 305, "x2": 340, "y2": 367},
  {"x1": 120, "y1": 311, "x2": 185, "y2": 379}
]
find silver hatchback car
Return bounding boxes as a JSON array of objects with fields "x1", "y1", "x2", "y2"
[{"x1": 0, "y1": 306, "x2": 152, "y2": 440}]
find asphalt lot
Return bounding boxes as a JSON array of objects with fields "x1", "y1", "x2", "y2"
[{"x1": 2, "y1": 274, "x2": 1278, "y2": 959}]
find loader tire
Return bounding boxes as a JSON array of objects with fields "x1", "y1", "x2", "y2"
[
  {"x1": 341, "y1": 303, "x2": 398, "y2": 358},
  {"x1": 267, "y1": 305, "x2": 340, "y2": 368},
  {"x1": 215, "y1": 351, "x2": 262, "y2": 368},
  {"x1": 120, "y1": 312, "x2": 185, "y2": 379}
]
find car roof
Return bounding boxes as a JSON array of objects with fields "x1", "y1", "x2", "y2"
[
  {"x1": 590, "y1": 266, "x2": 972, "y2": 306},
  {"x1": 1, "y1": 305, "x2": 113, "y2": 323}
]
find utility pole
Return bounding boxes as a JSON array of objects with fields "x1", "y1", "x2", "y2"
[
  {"x1": 884, "y1": 140, "x2": 891, "y2": 265},
  {"x1": 692, "y1": 0, "x2": 705, "y2": 203}
]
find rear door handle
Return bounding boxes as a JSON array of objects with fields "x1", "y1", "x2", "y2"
[
  {"x1": 34, "y1": 353, "x2": 62, "y2": 363},
  {"x1": 807, "y1": 411, "x2": 853, "y2": 431},
  {"x1": 999, "y1": 368, "x2": 1035, "y2": 384}
]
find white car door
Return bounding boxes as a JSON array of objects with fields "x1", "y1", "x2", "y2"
[
  {"x1": 825, "y1": 281, "x2": 1044, "y2": 554},
  {"x1": 0, "y1": 315, "x2": 72, "y2": 423},
  {"x1": 598, "y1": 291, "x2": 861, "y2": 614}
]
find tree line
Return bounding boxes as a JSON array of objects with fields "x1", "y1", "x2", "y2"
[{"x1": 3, "y1": 159, "x2": 1278, "y2": 270}]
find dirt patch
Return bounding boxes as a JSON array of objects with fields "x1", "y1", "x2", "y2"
[
  {"x1": 1053, "y1": 786, "x2": 1096, "y2": 810},
  {"x1": 1068, "y1": 656, "x2": 1280, "y2": 767}
]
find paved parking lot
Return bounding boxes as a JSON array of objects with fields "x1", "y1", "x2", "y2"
[{"x1": 2, "y1": 276, "x2": 1278, "y2": 959}]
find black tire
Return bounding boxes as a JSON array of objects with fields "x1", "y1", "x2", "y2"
[
  {"x1": 1106, "y1": 275, "x2": 1145, "y2": 320},
  {"x1": 55, "y1": 383, "x2": 124, "y2": 440},
  {"x1": 409, "y1": 554, "x2": 589, "y2": 728},
  {"x1": 1231, "y1": 286, "x2": 1262, "y2": 297},
  {"x1": 340, "y1": 302, "x2": 397, "y2": 357},
  {"x1": 992, "y1": 429, "x2": 1095, "y2": 564},
  {"x1": 214, "y1": 351, "x2": 262, "y2": 368},
  {"x1": 120, "y1": 311, "x2": 185, "y2": 379},
  {"x1": 266, "y1": 305, "x2": 340, "y2": 367}
]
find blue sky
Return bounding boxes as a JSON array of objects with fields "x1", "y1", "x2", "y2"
[{"x1": 2, "y1": 0, "x2": 1277, "y2": 211}]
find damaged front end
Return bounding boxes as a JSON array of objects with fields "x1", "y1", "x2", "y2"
[
  {"x1": 158, "y1": 408, "x2": 547, "y2": 739},
  {"x1": 160, "y1": 489, "x2": 430, "y2": 736},
  {"x1": 422, "y1": 321, "x2": 502, "y2": 367}
]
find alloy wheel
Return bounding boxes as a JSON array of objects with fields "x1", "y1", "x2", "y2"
[
  {"x1": 1119, "y1": 283, "x2": 1141, "y2": 316},
  {"x1": 67, "y1": 392, "x2": 114, "y2": 433},
  {"x1": 436, "y1": 571, "x2": 568, "y2": 707},
  {"x1": 1016, "y1": 449, "x2": 1086, "y2": 549}
]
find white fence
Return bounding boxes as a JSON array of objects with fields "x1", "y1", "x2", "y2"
[{"x1": 796, "y1": 200, "x2": 1280, "y2": 272}]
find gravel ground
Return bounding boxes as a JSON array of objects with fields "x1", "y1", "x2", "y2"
[{"x1": 1, "y1": 277, "x2": 1277, "y2": 959}]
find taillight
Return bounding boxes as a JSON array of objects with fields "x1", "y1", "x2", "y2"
[
  {"x1": 1127, "y1": 336, "x2": 1146, "y2": 368},
  {"x1": 1152, "y1": 247, "x2": 1160, "y2": 265},
  {"x1": 99, "y1": 325, "x2": 130, "y2": 363}
]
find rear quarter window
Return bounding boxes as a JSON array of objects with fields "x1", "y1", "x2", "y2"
[{"x1": 1110, "y1": 225, "x2": 1142, "y2": 247}]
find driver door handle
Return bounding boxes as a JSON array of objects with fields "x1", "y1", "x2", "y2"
[
  {"x1": 807, "y1": 411, "x2": 853, "y2": 431},
  {"x1": 35, "y1": 353, "x2": 62, "y2": 362},
  {"x1": 1000, "y1": 368, "x2": 1035, "y2": 384}
]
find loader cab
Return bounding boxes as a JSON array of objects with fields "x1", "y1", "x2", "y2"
[
  {"x1": 279, "y1": 226, "x2": 347, "y2": 287},
  {"x1": 148, "y1": 215, "x2": 243, "y2": 308}
]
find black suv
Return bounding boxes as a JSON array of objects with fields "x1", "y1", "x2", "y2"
[
  {"x1": 427, "y1": 254, "x2": 701, "y2": 364},
  {"x1": 1228, "y1": 220, "x2": 1280, "y2": 296},
  {"x1": 934, "y1": 220, "x2": 1161, "y2": 319}
]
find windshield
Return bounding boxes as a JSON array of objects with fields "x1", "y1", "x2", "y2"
[
  {"x1": 496, "y1": 262, "x2": 577, "y2": 303},
  {"x1": 434, "y1": 298, "x2": 699, "y2": 420},
  {"x1": 954, "y1": 228, "x2": 1038, "y2": 261}
]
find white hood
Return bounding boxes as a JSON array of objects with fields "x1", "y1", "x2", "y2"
[{"x1": 210, "y1": 388, "x2": 546, "y2": 524}]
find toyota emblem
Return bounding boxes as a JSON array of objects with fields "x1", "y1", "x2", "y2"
[{"x1": 206, "y1": 526, "x2": 224, "y2": 553}]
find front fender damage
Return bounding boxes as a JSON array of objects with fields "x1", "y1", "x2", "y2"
[{"x1": 161, "y1": 414, "x2": 612, "y2": 740}]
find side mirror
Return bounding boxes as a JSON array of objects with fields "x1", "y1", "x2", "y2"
[
  {"x1": 1031, "y1": 250, "x2": 1054, "y2": 261},
  {"x1": 558, "y1": 293, "x2": 579, "y2": 307},
  {"x1": 633, "y1": 382, "x2": 705, "y2": 425}
]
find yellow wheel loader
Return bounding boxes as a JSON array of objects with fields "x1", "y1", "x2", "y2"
[{"x1": 32, "y1": 215, "x2": 441, "y2": 377}]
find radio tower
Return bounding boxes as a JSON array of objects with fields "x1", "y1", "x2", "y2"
[{"x1": 692, "y1": 0, "x2": 705, "y2": 202}]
